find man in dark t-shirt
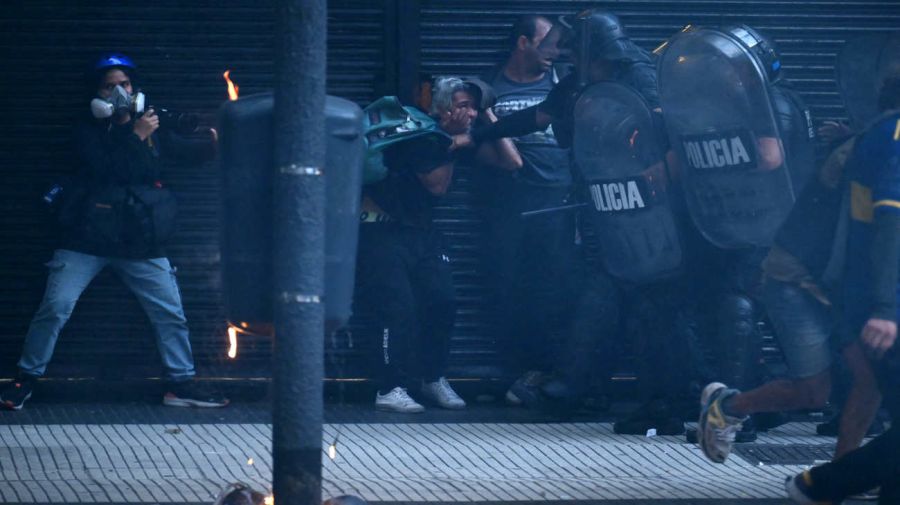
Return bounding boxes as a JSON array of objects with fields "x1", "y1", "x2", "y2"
[{"x1": 478, "y1": 15, "x2": 576, "y2": 406}]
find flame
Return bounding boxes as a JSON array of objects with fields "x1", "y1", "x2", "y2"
[
  {"x1": 247, "y1": 458, "x2": 254, "y2": 465},
  {"x1": 264, "y1": 496, "x2": 274, "y2": 505},
  {"x1": 223, "y1": 70, "x2": 240, "y2": 101},
  {"x1": 227, "y1": 325, "x2": 238, "y2": 359},
  {"x1": 327, "y1": 443, "x2": 337, "y2": 460}
]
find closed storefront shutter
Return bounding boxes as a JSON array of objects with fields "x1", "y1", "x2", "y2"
[
  {"x1": 2, "y1": 1, "x2": 899, "y2": 383},
  {"x1": 0, "y1": 0, "x2": 384, "y2": 379}
]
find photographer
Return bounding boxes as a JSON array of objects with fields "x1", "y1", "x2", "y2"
[{"x1": 0, "y1": 54, "x2": 226, "y2": 410}]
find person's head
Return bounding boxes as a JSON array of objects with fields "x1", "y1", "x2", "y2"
[
  {"x1": 430, "y1": 77, "x2": 479, "y2": 133},
  {"x1": 878, "y1": 74, "x2": 900, "y2": 111},
  {"x1": 506, "y1": 15, "x2": 555, "y2": 74},
  {"x1": 87, "y1": 53, "x2": 141, "y2": 123},
  {"x1": 323, "y1": 496, "x2": 369, "y2": 505},
  {"x1": 560, "y1": 10, "x2": 638, "y2": 82},
  {"x1": 90, "y1": 53, "x2": 137, "y2": 98}
]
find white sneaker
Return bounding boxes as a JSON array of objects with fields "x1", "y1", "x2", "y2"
[
  {"x1": 421, "y1": 377, "x2": 466, "y2": 409},
  {"x1": 375, "y1": 387, "x2": 425, "y2": 413},
  {"x1": 697, "y1": 382, "x2": 746, "y2": 463}
]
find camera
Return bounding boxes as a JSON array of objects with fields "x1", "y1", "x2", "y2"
[{"x1": 149, "y1": 107, "x2": 200, "y2": 135}]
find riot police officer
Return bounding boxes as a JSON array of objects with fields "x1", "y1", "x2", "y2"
[
  {"x1": 657, "y1": 25, "x2": 817, "y2": 457},
  {"x1": 455, "y1": 10, "x2": 695, "y2": 433}
]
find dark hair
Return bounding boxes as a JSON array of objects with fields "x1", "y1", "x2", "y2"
[
  {"x1": 506, "y1": 14, "x2": 551, "y2": 52},
  {"x1": 84, "y1": 65, "x2": 136, "y2": 98},
  {"x1": 878, "y1": 75, "x2": 900, "y2": 112}
]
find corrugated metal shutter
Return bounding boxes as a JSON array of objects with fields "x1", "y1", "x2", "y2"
[
  {"x1": 0, "y1": 0, "x2": 384, "y2": 379},
  {"x1": 3, "y1": 0, "x2": 900, "y2": 384},
  {"x1": 418, "y1": 0, "x2": 900, "y2": 378},
  {"x1": 421, "y1": 0, "x2": 900, "y2": 122}
]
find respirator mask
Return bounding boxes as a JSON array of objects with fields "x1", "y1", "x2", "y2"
[{"x1": 90, "y1": 84, "x2": 146, "y2": 119}]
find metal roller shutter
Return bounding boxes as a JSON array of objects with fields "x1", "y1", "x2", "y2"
[
  {"x1": 418, "y1": 0, "x2": 900, "y2": 378},
  {"x1": 0, "y1": 0, "x2": 385, "y2": 379}
]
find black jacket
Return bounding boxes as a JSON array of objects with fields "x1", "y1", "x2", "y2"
[{"x1": 60, "y1": 115, "x2": 213, "y2": 258}]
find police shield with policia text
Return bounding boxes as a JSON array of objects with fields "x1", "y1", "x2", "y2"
[
  {"x1": 659, "y1": 25, "x2": 799, "y2": 249},
  {"x1": 572, "y1": 81, "x2": 683, "y2": 284}
]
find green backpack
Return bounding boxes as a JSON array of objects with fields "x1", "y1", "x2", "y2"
[{"x1": 362, "y1": 96, "x2": 451, "y2": 184}]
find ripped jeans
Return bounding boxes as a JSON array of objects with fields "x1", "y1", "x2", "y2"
[{"x1": 17, "y1": 249, "x2": 196, "y2": 380}]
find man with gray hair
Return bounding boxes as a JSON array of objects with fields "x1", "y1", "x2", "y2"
[{"x1": 354, "y1": 77, "x2": 480, "y2": 413}]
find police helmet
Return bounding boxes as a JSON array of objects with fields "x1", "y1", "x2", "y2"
[
  {"x1": 561, "y1": 9, "x2": 627, "y2": 47},
  {"x1": 722, "y1": 25, "x2": 782, "y2": 83},
  {"x1": 559, "y1": 9, "x2": 648, "y2": 64}
]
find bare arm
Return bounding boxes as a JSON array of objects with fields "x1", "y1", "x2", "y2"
[{"x1": 757, "y1": 136, "x2": 785, "y2": 171}]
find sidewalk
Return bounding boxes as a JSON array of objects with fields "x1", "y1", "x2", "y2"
[{"x1": 0, "y1": 402, "x2": 853, "y2": 504}]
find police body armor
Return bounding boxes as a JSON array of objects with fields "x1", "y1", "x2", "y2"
[
  {"x1": 573, "y1": 81, "x2": 683, "y2": 284},
  {"x1": 658, "y1": 27, "x2": 795, "y2": 249},
  {"x1": 837, "y1": 32, "x2": 900, "y2": 130}
]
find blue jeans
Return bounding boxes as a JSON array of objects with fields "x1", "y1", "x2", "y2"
[{"x1": 17, "y1": 249, "x2": 196, "y2": 380}]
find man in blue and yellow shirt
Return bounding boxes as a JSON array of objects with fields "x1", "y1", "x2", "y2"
[{"x1": 786, "y1": 76, "x2": 900, "y2": 505}]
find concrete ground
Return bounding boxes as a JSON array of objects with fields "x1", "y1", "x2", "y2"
[{"x1": 0, "y1": 401, "x2": 868, "y2": 505}]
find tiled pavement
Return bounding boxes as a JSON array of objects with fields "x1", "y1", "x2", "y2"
[{"x1": 0, "y1": 403, "x2": 850, "y2": 504}]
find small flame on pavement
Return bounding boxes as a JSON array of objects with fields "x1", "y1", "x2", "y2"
[
  {"x1": 227, "y1": 326, "x2": 238, "y2": 359},
  {"x1": 223, "y1": 70, "x2": 240, "y2": 101},
  {"x1": 264, "y1": 495, "x2": 274, "y2": 505},
  {"x1": 247, "y1": 457, "x2": 254, "y2": 465}
]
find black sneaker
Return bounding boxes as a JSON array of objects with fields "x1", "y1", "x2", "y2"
[
  {"x1": 0, "y1": 375, "x2": 37, "y2": 411},
  {"x1": 505, "y1": 371, "x2": 547, "y2": 408},
  {"x1": 163, "y1": 380, "x2": 229, "y2": 408}
]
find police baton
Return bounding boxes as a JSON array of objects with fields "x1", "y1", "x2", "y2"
[{"x1": 520, "y1": 202, "x2": 587, "y2": 219}]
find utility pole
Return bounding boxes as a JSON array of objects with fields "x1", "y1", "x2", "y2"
[{"x1": 272, "y1": 0, "x2": 327, "y2": 504}]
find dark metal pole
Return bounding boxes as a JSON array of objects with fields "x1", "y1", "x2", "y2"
[{"x1": 273, "y1": 0, "x2": 326, "y2": 504}]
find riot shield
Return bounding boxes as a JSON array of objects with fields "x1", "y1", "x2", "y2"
[
  {"x1": 837, "y1": 32, "x2": 900, "y2": 130},
  {"x1": 573, "y1": 81, "x2": 683, "y2": 284},
  {"x1": 658, "y1": 27, "x2": 795, "y2": 249}
]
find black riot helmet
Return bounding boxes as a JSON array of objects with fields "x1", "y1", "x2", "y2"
[
  {"x1": 541, "y1": 9, "x2": 648, "y2": 86},
  {"x1": 562, "y1": 10, "x2": 632, "y2": 60},
  {"x1": 722, "y1": 25, "x2": 782, "y2": 84}
]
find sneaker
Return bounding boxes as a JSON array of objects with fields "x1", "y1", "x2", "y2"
[
  {"x1": 785, "y1": 471, "x2": 830, "y2": 504},
  {"x1": 421, "y1": 377, "x2": 465, "y2": 409},
  {"x1": 0, "y1": 375, "x2": 37, "y2": 411},
  {"x1": 163, "y1": 380, "x2": 229, "y2": 408},
  {"x1": 687, "y1": 423, "x2": 756, "y2": 444},
  {"x1": 375, "y1": 387, "x2": 424, "y2": 413},
  {"x1": 697, "y1": 382, "x2": 746, "y2": 463},
  {"x1": 505, "y1": 370, "x2": 546, "y2": 406}
]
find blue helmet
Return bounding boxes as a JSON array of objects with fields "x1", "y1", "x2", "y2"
[{"x1": 94, "y1": 53, "x2": 137, "y2": 72}]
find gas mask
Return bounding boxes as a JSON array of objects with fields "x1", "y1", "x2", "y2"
[{"x1": 90, "y1": 84, "x2": 146, "y2": 119}]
